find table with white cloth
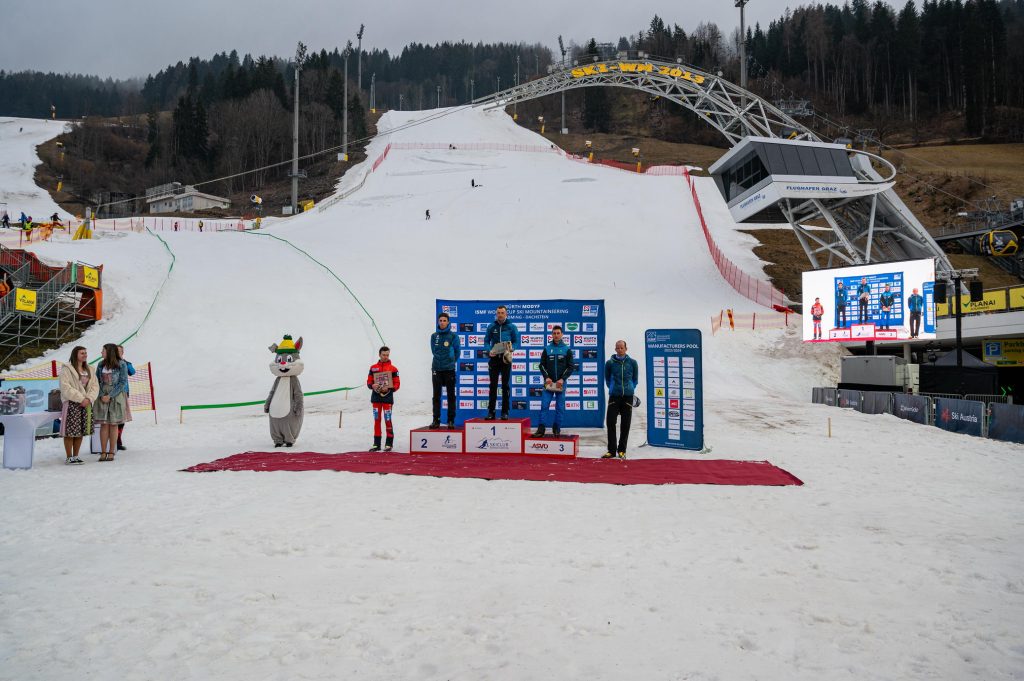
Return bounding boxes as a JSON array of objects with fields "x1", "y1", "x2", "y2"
[{"x1": 1, "y1": 412, "x2": 60, "y2": 469}]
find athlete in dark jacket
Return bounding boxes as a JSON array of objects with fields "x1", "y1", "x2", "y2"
[
  {"x1": 429, "y1": 312, "x2": 460, "y2": 428},
  {"x1": 534, "y1": 326, "x2": 575, "y2": 437},
  {"x1": 483, "y1": 305, "x2": 519, "y2": 419}
]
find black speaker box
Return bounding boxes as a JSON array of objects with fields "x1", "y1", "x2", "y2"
[{"x1": 969, "y1": 280, "x2": 984, "y2": 302}]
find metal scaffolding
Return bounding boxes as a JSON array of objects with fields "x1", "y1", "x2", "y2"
[
  {"x1": 0, "y1": 245, "x2": 100, "y2": 369},
  {"x1": 474, "y1": 57, "x2": 953, "y2": 277}
]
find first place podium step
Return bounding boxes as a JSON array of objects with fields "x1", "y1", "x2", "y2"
[{"x1": 464, "y1": 417, "x2": 530, "y2": 454}]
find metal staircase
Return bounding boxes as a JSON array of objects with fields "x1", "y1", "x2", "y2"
[{"x1": 0, "y1": 244, "x2": 101, "y2": 369}]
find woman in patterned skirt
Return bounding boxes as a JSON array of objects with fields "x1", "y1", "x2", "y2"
[
  {"x1": 95, "y1": 343, "x2": 129, "y2": 461},
  {"x1": 58, "y1": 346, "x2": 99, "y2": 465}
]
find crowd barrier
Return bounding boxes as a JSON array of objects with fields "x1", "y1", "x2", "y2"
[
  {"x1": 811, "y1": 387, "x2": 1024, "y2": 444},
  {"x1": 711, "y1": 309, "x2": 796, "y2": 334},
  {"x1": 683, "y1": 169, "x2": 787, "y2": 310}
]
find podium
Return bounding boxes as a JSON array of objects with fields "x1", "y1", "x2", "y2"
[
  {"x1": 409, "y1": 426, "x2": 464, "y2": 454},
  {"x1": 522, "y1": 434, "x2": 579, "y2": 458},
  {"x1": 408, "y1": 418, "x2": 577, "y2": 458},
  {"x1": 464, "y1": 417, "x2": 530, "y2": 454}
]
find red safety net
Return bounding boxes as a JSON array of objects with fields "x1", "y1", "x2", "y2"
[
  {"x1": 683, "y1": 169, "x2": 787, "y2": 310},
  {"x1": 183, "y1": 451, "x2": 803, "y2": 487}
]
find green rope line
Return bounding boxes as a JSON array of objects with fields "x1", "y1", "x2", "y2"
[
  {"x1": 234, "y1": 230, "x2": 386, "y2": 346},
  {"x1": 88, "y1": 228, "x2": 176, "y2": 365},
  {"x1": 179, "y1": 385, "x2": 357, "y2": 412}
]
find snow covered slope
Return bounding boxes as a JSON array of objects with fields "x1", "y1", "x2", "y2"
[
  {"x1": 0, "y1": 117, "x2": 71, "y2": 223},
  {"x1": 0, "y1": 111, "x2": 1021, "y2": 681}
]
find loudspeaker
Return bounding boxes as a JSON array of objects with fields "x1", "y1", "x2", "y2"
[
  {"x1": 969, "y1": 280, "x2": 984, "y2": 302},
  {"x1": 934, "y1": 283, "x2": 947, "y2": 304}
]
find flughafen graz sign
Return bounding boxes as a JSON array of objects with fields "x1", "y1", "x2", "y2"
[{"x1": 570, "y1": 61, "x2": 706, "y2": 86}]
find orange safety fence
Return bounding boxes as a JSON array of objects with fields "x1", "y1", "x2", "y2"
[
  {"x1": 711, "y1": 309, "x2": 797, "y2": 334},
  {"x1": 683, "y1": 169, "x2": 787, "y2": 310},
  {"x1": 2, "y1": 361, "x2": 158, "y2": 413}
]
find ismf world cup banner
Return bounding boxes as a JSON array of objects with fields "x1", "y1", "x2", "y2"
[{"x1": 436, "y1": 299, "x2": 606, "y2": 427}]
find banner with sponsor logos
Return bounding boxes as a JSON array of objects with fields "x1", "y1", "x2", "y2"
[
  {"x1": 644, "y1": 329, "x2": 703, "y2": 451},
  {"x1": 893, "y1": 394, "x2": 929, "y2": 424},
  {"x1": 435, "y1": 299, "x2": 605, "y2": 427},
  {"x1": 934, "y1": 398, "x2": 984, "y2": 437}
]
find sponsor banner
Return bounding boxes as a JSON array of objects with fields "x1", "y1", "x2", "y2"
[
  {"x1": 859, "y1": 391, "x2": 892, "y2": 415},
  {"x1": 893, "y1": 394, "x2": 928, "y2": 424},
  {"x1": 988, "y1": 402, "x2": 1024, "y2": 444},
  {"x1": 1010, "y1": 287, "x2": 1024, "y2": 309},
  {"x1": 437, "y1": 299, "x2": 605, "y2": 426},
  {"x1": 81, "y1": 266, "x2": 100, "y2": 289},
  {"x1": 645, "y1": 329, "x2": 703, "y2": 451},
  {"x1": 837, "y1": 389, "x2": 861, "y2": 410},
  {"x1": 15, "y1": 288, "x2": 37, "y2": 313},
  {"x1": 936, "y1": 289, "x2": 1007, "y2": 316},
  {"x1": 982, "y1": 338, "x2": 1024, "y2": 366},
  {"x1": 934, "y1": 398, "x2": 984, "y2": 437}
]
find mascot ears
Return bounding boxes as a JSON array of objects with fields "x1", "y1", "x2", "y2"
[{"x1": 269, "y1": 334, "x2": 304, "y2": 353}]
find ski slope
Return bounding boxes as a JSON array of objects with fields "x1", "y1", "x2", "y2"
[
  {"x1": 0, "y1": 117, "x2": 72, "y2": 225},
  {"x1": 1, "y1": 109, "x2": 1022, "y2": 681}
]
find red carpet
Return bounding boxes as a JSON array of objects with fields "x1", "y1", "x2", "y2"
[{"x1": 182, "y1": 452, "x2": 802, "y2": 486}]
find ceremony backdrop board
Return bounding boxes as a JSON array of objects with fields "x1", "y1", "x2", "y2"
[
  {"x1": 435, "y1": 300, "x2": 606, "y2": 427},
  {"x1": 644, "y1": 329, "x2": 704, "y2": 451}
]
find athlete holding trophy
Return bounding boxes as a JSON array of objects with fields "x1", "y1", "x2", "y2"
[
  {"x1": 483, "y1": 305, "x2": 519, "y2": 420},
  {"x1": 533, "y1": 325, "x2": 575, "y2": 437}
]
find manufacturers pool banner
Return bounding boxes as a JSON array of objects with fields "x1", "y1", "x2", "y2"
[
  {"x1": 644, "y1": 329, "x2": 703, "y2": 451},
  {"x1": 435, "y1": 299, "x2": 605, "y2": 427}
]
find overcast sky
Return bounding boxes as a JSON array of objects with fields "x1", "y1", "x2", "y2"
[{"x1": 2, "y1": 0, "x2": 918, "y2": 80}]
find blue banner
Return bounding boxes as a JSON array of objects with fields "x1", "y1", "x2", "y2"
[
  {"x1": 0, "y1": 378, "x2": 59, "y2": 436},
  {"x1": 436, "y1": 299, "x2": 605, "y2": 427},
  {"x1": 644, "y1": 329, "x2": 703, "y2": 451},
  {"x1": 893, "y1": 394, "x2": 930, "y2": 424},
  {"x1": 934, "y1": 398, "x2": 984, "y2": 437},
  {"x1": 0, "y1": 378, "x2": 58, "y2": 413},
  {"x1": 988, "y1": 402, "x2": 1024, "y2": 444}
]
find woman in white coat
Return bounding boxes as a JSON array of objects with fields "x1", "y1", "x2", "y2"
[{"x1": 59, "y1": 345, "x2": 99, "y2": 464}]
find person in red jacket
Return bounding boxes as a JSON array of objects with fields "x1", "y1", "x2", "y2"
[
  {"x1": 810, "y1": 297, "x2": 825, "y2": 340},
  {"x1": 366, "y1": 346, "x2": 400, "y2": 451}
]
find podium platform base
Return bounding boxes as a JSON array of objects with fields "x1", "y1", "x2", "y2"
[
  {"x1": 523, "y1": 433, "x2": 579, "y2": 457},
  {"x1": 409, "y1": 427, "x2": 464, "y2": 453}
]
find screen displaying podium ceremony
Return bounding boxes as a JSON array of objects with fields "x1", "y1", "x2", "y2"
[{"x1": 801, "y1": 258, "x2": 937, "y2": 343}]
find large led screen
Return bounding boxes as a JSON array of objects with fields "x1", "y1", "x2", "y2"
[{"x1": 801, "y1": 259, "x2": 936, "y2": 342}]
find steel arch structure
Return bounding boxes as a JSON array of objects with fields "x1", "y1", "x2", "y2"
[{"x1": 475, "y1": 58, "x2": 953, "y2": 277}]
